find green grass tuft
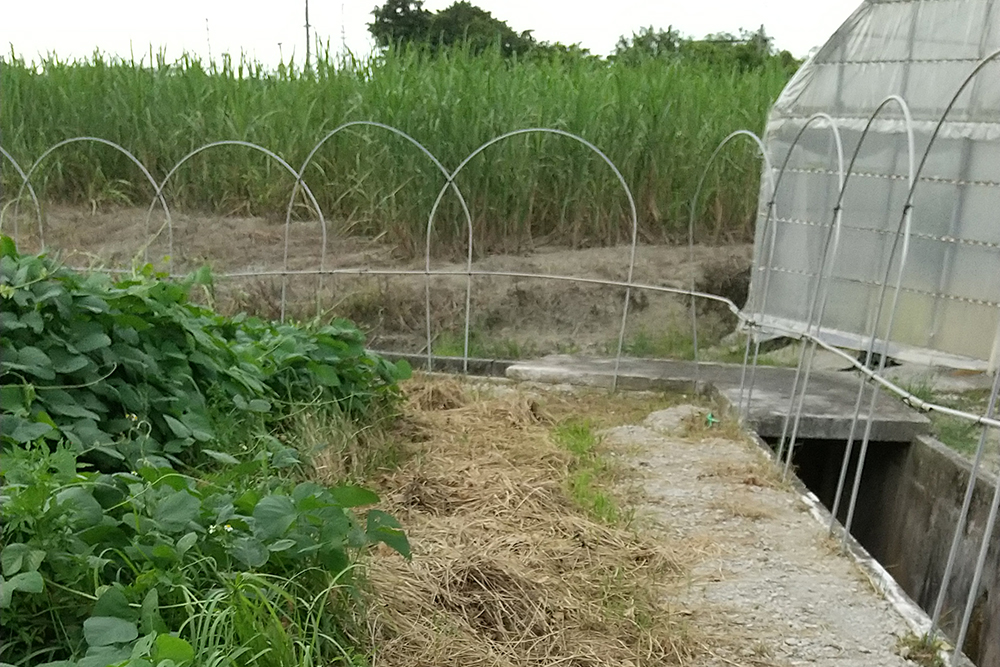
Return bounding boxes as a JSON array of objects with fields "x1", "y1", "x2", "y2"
[{"x1": 552, "y1": 418, "x2": 623, "y2": 524}]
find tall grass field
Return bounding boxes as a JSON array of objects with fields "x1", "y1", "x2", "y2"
[{"x1": 1, "y1": 47, "x2": 790, "y2": 255}]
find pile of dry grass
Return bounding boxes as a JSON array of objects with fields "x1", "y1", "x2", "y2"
[{"x1": 363, "y1": 377, "x2": 706, "y2": 666}]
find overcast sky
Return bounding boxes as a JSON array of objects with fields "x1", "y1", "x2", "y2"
[{"x1": 3, "y1": 0, "x2": 862, "y2": 68}]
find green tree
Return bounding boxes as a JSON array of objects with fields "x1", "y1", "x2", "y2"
[
  {"x1": 369, "y1": 0, "x2": 537, "y2": 56},
  {"x1": 369, "y1": 0, "x2": 432, "y2": 48},
  {"x1": 612, "y1": 25, "x2": 684, "y2": 65},
  {"x1": 613, "y1": 24, "x2": 801, "y2": 73}
]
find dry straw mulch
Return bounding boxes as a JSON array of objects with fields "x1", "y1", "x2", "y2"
[{"x1": 364, "y1": 377, "x2": 710, "y2": 667}]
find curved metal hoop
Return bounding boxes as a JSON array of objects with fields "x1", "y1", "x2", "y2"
[
  {"x1": 0, "y1": 147, "x2": 43, "y2": 246},
  {"x1": 290, "y1": 121, "x2": 474, "y2": 338},
  {"x1": 743, "y1": 114, "x2": 846, "y2": 435},
  {"x1": 424, "y1": 128, "x2": 640, "y2": 387},
  {"x1": 767, "y1": 96, "x2": 919, "y2": 507},
  {"x1": 143, "y1": 140, "x2": 325, "y2": 305},
  {"x1": 15, "y1": 137, "x2": 172, "y2": 258},
  {"x1": 821, "y1": 96, "x2": 917, "y2": 547},
  {"x1": 904, "y1": 48, "x2": 1000, "y2": 659},
  {"x1": 688, "y1": 130, "x2": 775, "y2": 392}
]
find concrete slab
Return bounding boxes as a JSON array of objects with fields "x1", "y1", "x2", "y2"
[{"x1": 507, "y1": 355, "x2": 930, "y2": 442}]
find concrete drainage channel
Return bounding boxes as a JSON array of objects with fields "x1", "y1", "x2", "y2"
[
  {"x1": 786, "y1": 434, "x2": 1000, "y2": 667},
  {"x1": 381, "y1": 351, "x2": 998, "y2": 666}
]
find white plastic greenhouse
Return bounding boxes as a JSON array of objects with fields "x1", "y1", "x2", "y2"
[{"x1": 748, "y1": 0, "x2": 1000, "y2": 371}]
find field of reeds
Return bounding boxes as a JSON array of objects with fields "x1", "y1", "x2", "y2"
[{"x1": 1, "y1": 47, "x2": 790, "y2": 255}]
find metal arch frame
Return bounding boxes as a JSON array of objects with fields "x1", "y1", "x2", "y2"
[
  {"x1": 0, "y1": 148, "x2": 42, "y2": 245},
  {"x1": 824, "y1": 95, "x2": 917, "y2": 545},
  {"x1": 288, "y1": 121, "x2": 473, "y2": 332},
  {"x1": 10, "y1": 109, "x2": 1000, "y2": 662},
  {"x1": 830, "y1": 96, "x2": 919, "y2": 549},
  {"x1": 423, "y1": 128, "x2": 639, "y2": 387},
  {"x1": 13, "y1": 137, "x2": 172, "y2": 258},
  {"x1": 687, "y1": 130, "x2": 777, "y2": 408},
  {"x1": 907, "y1": 47, "x2": 1000, "y2": 662},
  {"x1": 775, "y1": 116, "x2": 849, "y2": 473},
  {"x1": 142, "y1": 140, "x2": 325, "y2": 314},
  {"x1": 741, "y1": 113, "x2": 846, "y2": 453},
  {"x1": 779, "y1": 95, "x2": 919, "y2": 497}
]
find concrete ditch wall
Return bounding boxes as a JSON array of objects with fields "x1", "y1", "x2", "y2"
[{"x1": 855, "y1": 436, "x2": 1000, "y2": 667}]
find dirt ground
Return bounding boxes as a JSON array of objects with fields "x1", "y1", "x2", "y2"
[
  {"x1": 7, "y1": 204, "x2": 753, "y2": 356},
  {"x1": 364, "y1": 377, "x2": 919, "y2": 667}
]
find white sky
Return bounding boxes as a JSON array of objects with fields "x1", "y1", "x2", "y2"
[{"x1": 3, "y1": 0, "x2": 862, "y2": 68}]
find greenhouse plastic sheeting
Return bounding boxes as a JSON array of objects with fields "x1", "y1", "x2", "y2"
[{"x1": 747, "y1": 0, "x2": 1000, "y2": 370}]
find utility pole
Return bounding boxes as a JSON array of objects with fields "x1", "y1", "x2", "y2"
[
  {"x1": 341, "y1": 3, "x2": 347, "y2": 54},
  {"x1": 205, "y1": 18, "x2": 213, "y2": 65},
  {"x1": 304, "y1": 0, "x2": 312, "y2": 71}
]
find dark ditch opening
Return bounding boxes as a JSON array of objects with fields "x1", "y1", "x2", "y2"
[{"x1": 776, "y1": 437, "x2": 910, "y2": 554}]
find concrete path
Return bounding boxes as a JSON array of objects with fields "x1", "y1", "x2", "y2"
[
  {"x1": 508, "y1": 355, "x2": 930, "y2": 442},
  {"x1": 607, "y1": 404, "x2": 922, "y2": 667}
]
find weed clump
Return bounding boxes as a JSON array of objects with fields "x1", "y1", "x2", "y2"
[{"x1": 0, "y1": 237, "x2": 411, "y2": 665}]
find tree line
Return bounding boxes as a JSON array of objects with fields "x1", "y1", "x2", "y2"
[{"x1": 368, "y1": 0, "x2": 801, "y2": 71}]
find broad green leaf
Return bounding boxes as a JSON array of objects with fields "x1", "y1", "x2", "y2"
[
  {"x1": 153, "y1": 491, "x2": 201, "y2": 533},
  {"x1": 155, "y1": 634, "x2": 195, "y2": 664},
  {"x1": 152, "y1": 543, "x2": 179, "y2": 562},
  {"x1": 180, "y1": 411, "x2": 213, "y2": 442},
  {"x1": 130, "y1": 632, "x2": 155, "y2": 660},
  {"x1": 83, "y1": 616, "x2": 139, "y2": 647},
  {"x1": 176, "y1": 532, "x2": 198, "y2": 556},
  {"x1": 49, "y1": 349, "x2": 90, "y2": 374},
  {"x1": 270, "y1": 447, "x2": 300, "y2": 469},
  {"x1": 6, "y1": 571, "x2": 45, "y2": 597},
  {"x1": 0, "y1": 384, "x2": 33, "y2": 413},
  {"x1": 0, "y1": 235, "x2": 15, "y2": 259},
  {"x1": 140, "y1": 588, "x2": 166, "y2": 635},
  {"x1": 229, "y1": 537, "x2": 269, "y2": 568},
  {"x1": 35, "y1": 410, "x2": 59, "y2": 428},
  {"x1": 202, "y1": 449, "x2": 239, "y2": 466},
  {"x1": 74, "y1": 331, "x2": 113, "y2": 353},
  {"x1": 247, "y1": 398, "x2": 271, "y2": 413},
  {"x1": 93, "y1": 586, "x2": 135, "y2": 621},
  {"x1": 307, "y1": 362, "x2": 342, "y2": 387},
  {"x1": 78, "y1": 645, "x2": 131, "y2": 667},
  {"x1": 329, "y1": 485, "x2": 380, "y2": 508},
  {"x1": 1, "y1": 544, "x2": 28, "y2": 577},
  {"x1": 47, "y1": 401, "x2": 102, "y2": 421},
  {"x1": 75, "y1": 295, "x2": 110, "y2": 313},
  {"x1": 161, "y1": 415, "x2": 190, "y2": 439},
  {"x1": 10, "y1": 420, "x2": 56, "y2": 443},
  {"x1": 1, "y1": 544, "x2": 45, "y2": 576},
  {"x1": 16, "y1": 346, "x2": 54, "y2": 378},
  {"x1": 267, "y1": 539, "x2": 297, "y2": 552},
  {"x1": 24, "y1": 548, "x2": 45, "y2": 573},
  {"x1": 0, "y1": 572, "x2": 43, "y2": 610},
  {"x1": 394, "y1": 358, "x2": 413, "y2": 380},
  {"x1": 366, "y1": 510, "x2": 411, "y2": 560},
  {"x1": 252, "y1": 495, "x2": 297, "y2": 540},
  {"x1": 191, "y1": 265, "x2": 213, "y2": 286},
  {"x1": 21, "y1": 310, "x2": 44, "y2": 333},
  {"x1": 56, "y1": 487, "x2": 105, "y2": 528}
]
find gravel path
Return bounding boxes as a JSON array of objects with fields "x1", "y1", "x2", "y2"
[{"x1": 604, "y1": 405, "x2": 918, "y2": 667}]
